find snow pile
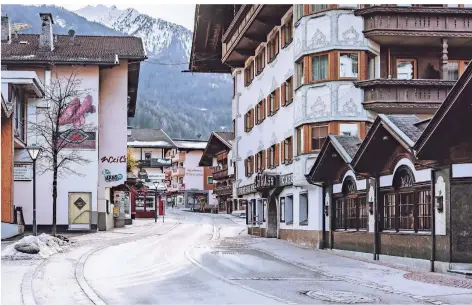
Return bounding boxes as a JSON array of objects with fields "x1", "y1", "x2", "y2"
[{"x1": 1, "y1": 234, "x2": 70, "y2": 260}]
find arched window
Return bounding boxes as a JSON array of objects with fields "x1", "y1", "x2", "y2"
[
  {"x1": 382, "y1": 165, "x2": 431, "y2": 232},
  {"x1": 334, "y1": 176, "x2": 367, "y2": 231}
]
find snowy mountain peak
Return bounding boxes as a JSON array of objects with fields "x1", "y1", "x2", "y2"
[{"x1": 75, "y1": 5, "x2": 192, "y2": 59}]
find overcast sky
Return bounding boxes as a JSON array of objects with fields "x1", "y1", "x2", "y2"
[{"x1": 60, "y1": 3, "x2": 195, "y2": 30}]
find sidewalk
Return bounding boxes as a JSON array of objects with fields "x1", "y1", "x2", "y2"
[
  {"x1": 248, "y1": 237, "x2": 472, "y2": 304},
  {"x1": 1, "y1": 216, "x2": 178, "y2": 305}
]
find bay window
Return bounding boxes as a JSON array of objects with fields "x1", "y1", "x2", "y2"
[
  {"x1": 296, "y1": 58, "x2": 305, "y2": 87},
  {"x1": 311, "y1": 125, "x2": 328, "y2": 151},
  {"x1": 311, "y1": 54, "x2": 329, "y2": 81},
  {"x1": 339, "y1": 52, "x2": 359, "y2": 78}
]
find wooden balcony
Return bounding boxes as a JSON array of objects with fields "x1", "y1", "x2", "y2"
[
  {"x1": 212, "y1": 165, "x2": 229, "y2": 180},
  {"x1": 355, "y1": 79, "x2": 455, "y2": 114},
  {"x1": 355, "y1": 6, "x2": 472, "y2": 47},
  {"x1": 221, "y1": 4, "x2": 291, "y2": 67},
  {"x1": 214, "y1": 184, "x2": 232, "y2": 197}
]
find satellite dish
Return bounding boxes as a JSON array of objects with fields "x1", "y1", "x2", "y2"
[{"x1": 68, "y1": 29, "x2": 75, "y2": 37}]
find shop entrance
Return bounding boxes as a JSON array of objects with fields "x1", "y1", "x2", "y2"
[{"x1": 266, "y1": 195, "x2": 278, "y2": 238}]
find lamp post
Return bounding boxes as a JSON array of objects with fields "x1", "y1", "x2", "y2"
[
  {"x1": 26, "y1": 144, "x2": 42, "y2": 236},
  {"x1": 152, "y1": 181, "x2": 158, "y2": 223}
]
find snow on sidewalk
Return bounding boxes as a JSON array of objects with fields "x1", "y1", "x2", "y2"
[
  {"x1": 1, "y1": 234, "x2": 70, "y2": 260},
  {"x1": 248, "y1": 238, "x2": 472, "y2": 301}
]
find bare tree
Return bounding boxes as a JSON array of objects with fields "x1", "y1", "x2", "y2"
[{"x1": 29, "y1": 69, "x2": 96, "y2": 235}]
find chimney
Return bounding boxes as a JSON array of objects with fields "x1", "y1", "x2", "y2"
[
  {"x1": 1, "y1": 15, "x2": 11, "y2": 43},
  {"x1": 39, "y1": 13, "x2": 54, "y2": 51}
]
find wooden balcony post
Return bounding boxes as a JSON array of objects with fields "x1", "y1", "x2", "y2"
[{"x1": 440, "y1": 38, "x2": 449, "y2": 80}]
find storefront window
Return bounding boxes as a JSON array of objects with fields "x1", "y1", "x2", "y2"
[
  {"x1": 280, "y1": 197, "x2": 285, "y2": 222},
  {"x1": 146, "y1": 196, "x2": 155, "y2": 211},
  {"x1": 334, "y1": 177, "x2": 367, "y2": 230},
  {"x1": 136, "y1": 196, "x2": 145, "y2": 211}
]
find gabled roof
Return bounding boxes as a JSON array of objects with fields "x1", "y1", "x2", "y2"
[
  {"x1": 306, "y1": 135, "x2": 361, "y2": 184},
  {"x1": 199, "y1": 131, "x2": 234, "y2": 166},
  {"x1": 351, "y1": 114, "x2": 422, "y2": 174},
  {"x1": 2, "y1": 34, "x2": 147, "y2": 65},
  {"x1": 127, "y1": 128, "x2": 175, "y2": 148},
  {"x1": 414, "y1": 60, "x2": 472, "y2": 159}
]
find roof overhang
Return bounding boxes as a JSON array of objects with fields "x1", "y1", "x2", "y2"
[
  {"x1": 188, "y1": 4, "x2": 234, "y2": 73},
  {"x1": 351, "y1": 115, "x2": 414, "y2": 175},
  {"x1": 306, "y1": 135, "x2": 355, "y2": 185},
  {"x1": 1, "y1": 70, "x2": 44, "y2": 97},
  {"x1": 414, "y1": 61, "x2": 472, "y2": 160},
  {"x1": 198, "y1": 132, "x2": 231, "y2": 166}
]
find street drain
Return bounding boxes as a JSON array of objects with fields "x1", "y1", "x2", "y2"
[{"x1": 300, "y1": 290, "x2": 380, "y2": 303}]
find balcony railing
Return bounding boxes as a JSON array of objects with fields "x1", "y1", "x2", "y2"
[
  {"x1": 355, "y1": 6, "x2": 472, "y2": 45},
  {"x1": 214, "y1": 184, "x2": 232, "y2": 196},
  {"x1": 171, "y1": 152, "x2": 186, "y2": 164},
  {"x1": 355, "y1": 79, "x2": 455, "y2": 114},
  {"x1": 171, "y1": 167, "x2": 185, "y2": 177},
  {"x1": 212, "y1": 165, "x2": 229, "y2": 180}
]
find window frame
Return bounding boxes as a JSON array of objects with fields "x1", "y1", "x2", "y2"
[
  {"x1": 299, "y1": 192, "x2": 309, "y2": 226},
  {"x1": 255, "y1": 47, "x2": 266, "y2": 75},
  {"x1": 296, "y1": 126, "x2": 304, "y2": 155},
  {"x1": 333, "y1": 177, "x2": 368, "y2": 231},
  {"x1": 267, "y1": 32, "x2": 280, "y2": 63},
  {"x1": 244, "y1": 60, "x2": 255, "y2": 86},
  {"x1": 207, "y1": 176, "x2": 214, "y2": 184},
  {"x1": 281, "y1": 15, "x2": 293, "y2": 48},
  {"x1": 310, "y1": 53, "x2": 329, "y2": 82},
  {"x1": 282, "y1": 136, "x2": 293, "y2": 164},
  {"x1": 339, "y1": 51, "x2": 360, "y2": 80},
  {"x1": 296, "y1": 58, "x2": 305, "y2": 89},
  {"x1": 285, "y1": 195, "x2": 294, "y2": 225},
  {"x1": 308, "y1": 4, "x2": 329, "y2": 14},
  {"x1": 396, "y1": 58, "x2": 418, "y2": 80},
  {"x1": 279, "y1": 197, "x2": 285, "y2": 223},
  {"x1": 310, "y1": 124, "x2": 329, "y2": 152},
  {"x1": 282, "y1": 76, "x2": 293, "y2": 106}
]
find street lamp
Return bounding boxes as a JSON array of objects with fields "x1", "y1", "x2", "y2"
[{"x1": 26, "y1": 144, "x2": 42, "y2": 236}]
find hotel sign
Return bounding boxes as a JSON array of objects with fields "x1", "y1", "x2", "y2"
[
  {"x1": 237, "y1": 183, "x2": 256, "y2": 196},
  {"x1": 255, "y1": 173, "x2": 277, "y2": 190},
  {"x1": 279, "y1": 173, "x2": 293, "y2": 187}
]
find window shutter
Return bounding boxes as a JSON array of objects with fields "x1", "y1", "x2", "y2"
[
  {"x1": 266, "y1": 94, "x2": 271, "y2": 115},
  {"x1": 275, "y1": 87, "x2": 280, "y2": 111},
  {"x1": 275, "y1": 144, "x2": 280, "y2": 166},
  {"x1": 266, "y1": 148, "x2": 271, "y2": 168},
  {"x1": 244, "y1": 159, "x2": 248, "y2": 176},
  {"x1": 289, "y1": 137, "x2": 293, "y2": 160},
  {"x1": 281, "y1": 82, "x2": 286, "y2": 106},
  {"x1": 261, "y1": 150, "x2": 266, "y2": 170},
  {"x1": 276, "y1": 33, "x2": 280, "y2": 55},
  {"x1": 262, "y1": 99, "x2": 266, "y2": 120},
  {"x1": 251, "y1": 156, "x2": 254, "y2": 173},
  {"x1": 281, "y1": 140, "x2": 285, "y2": 164},
  {"x1": 250, "y1": 109, "x2": 254, "y2": 128}
]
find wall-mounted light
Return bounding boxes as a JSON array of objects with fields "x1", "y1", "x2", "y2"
[
  {"x1": 324, "y1": 204, "x2": 329, "y2": 216},
  {"x1": 382, "y1": 136, "x2": 389, "y2": 141},
  {"x1": 331, "y1": 153, "x2": 338, "y2": 158},
  {"x1": 436, "y1": 191, "x2": 444, "y2": 213},
  {"x1": 368, "y1": 201, "x2": 374, "y2": 215}
]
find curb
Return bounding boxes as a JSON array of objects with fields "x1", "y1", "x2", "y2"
[{"x1": 248, "y1": 242, "x2": 450, "y2": 305}]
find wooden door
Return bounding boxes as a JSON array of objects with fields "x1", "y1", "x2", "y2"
[{"x1": 68, "y1": 192, "x2": 91, "y2": 227}]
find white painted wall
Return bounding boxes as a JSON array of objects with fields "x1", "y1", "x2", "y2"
[
  {"x1": 452, "y1": 163, "x2": 472, "y2": 178},
  {"x1": 183, "y1": 150, "x2": 204, "y2": 190},
  {"x1": 20, "y1": 66, "x2": 100, "y2": 226}
]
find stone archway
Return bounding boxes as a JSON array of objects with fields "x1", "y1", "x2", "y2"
[{"x1": 266, "y1": 195, "x2": 278, "y2": 238}]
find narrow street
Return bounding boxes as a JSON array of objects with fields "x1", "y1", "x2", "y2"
[{"x1": 3, "y1": 209, "x2": 472, "y2": 305}]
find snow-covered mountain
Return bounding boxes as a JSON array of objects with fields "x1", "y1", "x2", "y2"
[
  {"x1": 1, "y1": 4, "x2": 232, "y2": 139},
  {"x1": 76, "y1": 5, "x2": 191, "y2": 60}
]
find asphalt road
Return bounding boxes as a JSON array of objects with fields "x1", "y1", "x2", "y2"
[{"x1": 83, "y1": 210, "x2": 429, "y2": 304}]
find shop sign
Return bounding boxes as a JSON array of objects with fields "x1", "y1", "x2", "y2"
[
  {"x1": 254, "y1": 173, "x2": 277, "y2": 190},
  {"x1": 237, "y1": 183, "x2": 255, "y2": 196},
  {"x1": 279, "y1": 173, "x2": 293, "y2": 187},
  {"x1": 148, "y1": 173, "x2": 165, "y2": 181},
  {"x1": 14, "y1": 164, "x2": 33, "y2": 181}
]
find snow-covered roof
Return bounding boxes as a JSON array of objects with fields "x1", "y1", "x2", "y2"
[
  {"x1": 173, "y1": 140, "x2": 207, "y2": 150},
  {"x1": 127, "y1": 141, "x2": 174, "y2": 148}
]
